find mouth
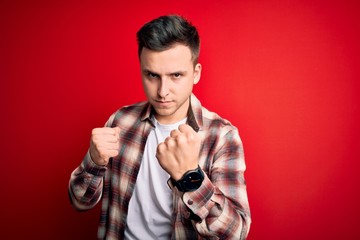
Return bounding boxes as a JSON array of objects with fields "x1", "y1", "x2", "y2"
[{"x1": 154, "y1": 100, "x2": 173, "y2": 107}]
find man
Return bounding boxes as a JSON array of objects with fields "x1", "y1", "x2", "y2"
[{"x1": 69, "y1": 15, "x2": 251, "y2": 239}]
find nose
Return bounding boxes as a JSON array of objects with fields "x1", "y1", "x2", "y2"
[{"x1": 158, "y1": 78, "x2": 169, "y2": 98}]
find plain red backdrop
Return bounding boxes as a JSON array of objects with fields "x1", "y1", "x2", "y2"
[{"x1": 1, "y1": 0, "x2": 359, "y2": 239}]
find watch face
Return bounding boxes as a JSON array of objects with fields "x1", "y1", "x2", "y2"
[{"x1": 183, "y1": 171, "x2": 203, "y2": 191}]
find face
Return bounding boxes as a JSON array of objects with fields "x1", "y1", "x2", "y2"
[{"x1": 140, "y1": 44, "x2": 201, "y2": 124}]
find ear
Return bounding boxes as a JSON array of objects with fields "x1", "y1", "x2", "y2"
[{"x1": 193, "y1": 63, "x2": 202, "y2": 85}]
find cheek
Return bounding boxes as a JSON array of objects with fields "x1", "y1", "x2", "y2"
[
  {"x1": 175, "y1": 77, "x2": 193, "y2": 87},
  {"x1": 181, "y1": 78, "x2": 195, "y2": 91},
  {"x1": 143, "y1": 81, "x2": 160, "y2": 98}
]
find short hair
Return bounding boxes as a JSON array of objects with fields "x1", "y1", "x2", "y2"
[{"x1": 137, "y1": 15, "x2": 200, "y2": 65}]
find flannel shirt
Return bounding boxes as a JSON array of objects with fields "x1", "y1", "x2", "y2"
[{"x1": 69, "y1": 94, "x2": 251, "y2": 239}]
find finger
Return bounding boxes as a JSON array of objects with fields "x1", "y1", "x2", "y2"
[
  {"x1": 108, "y1": 142, "x2": 120, "y2": 151},
  {"x1": 178, "y1": 124, "x2": 198, "y2": 142},
  {"x1": 113, "y1": 126, "x2": 121, "y2": 136},
  {"x1": 170, "y1": 129, "x2": 181, "y2": 138},
  {"x1": 108, "y1": 149, "x2": 119, "y2": 158},
  {"x1": 96, "y1": 134, "x2": 119, "y2": 143},
  {"x1": 162, "y1": 136, "x2": 176, "y2": 149},
  {"x1": 156, "y1": 142, "x2": 166, "y2": 156},
  {"x1": 174, "y1": 134, "x2": 187, "y2": 145},
  {"x1": 107, "y1": 127, "x2": 119, "y2": 136},
  {"x1": 92, "y1": 127, "x2": 118, "y2": 136},
  {"x1": 178, "y1": 124, "x2": 193, "y2": 133},
  {"x1": 95, "y1": 141, "x2": 119, "y2": 151}
]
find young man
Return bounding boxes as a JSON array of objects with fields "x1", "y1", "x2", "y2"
[{"x1": 69, "y1": 15, "x2": 251, "y2": 239}]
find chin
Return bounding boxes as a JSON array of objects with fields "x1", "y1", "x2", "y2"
[
  {"x1": 155, "y1": 109, "x2": 173, "y2": 116},
  {"x1": 155, "y1": 108, "x2": 178, "y2": 118}
]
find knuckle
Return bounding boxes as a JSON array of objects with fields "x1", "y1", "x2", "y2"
[
  {"x1": 92, "y1": 135, "x2": 99, "y2": 143},
  {"x1": 114, "y1": 128, "x2": 120, "y2": 135},
  {"x1": 170, "y1": 130, "x2": 177, "y2": 137},
  {"x1": 179, "y1": 124, "x2": 190, "y2": 131},
  {"x1": 167, "y1": 139, "x2": 175, "y2": 147},
  {"x1": 178, "y1": 124, "x2": 186, "y2": 132},
  {"x1": 157, "y1": 142, "x2": 165, "y2": 151},
  {"x1": 176, "y1": 135, "x2": 185, "y2": 144}
]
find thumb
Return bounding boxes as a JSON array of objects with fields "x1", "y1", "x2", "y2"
[{"x1": 113, "y1": 126, "x2": 121, "y2": 136}]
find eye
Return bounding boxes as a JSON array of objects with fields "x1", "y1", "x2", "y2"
[
  {"x1": 172, "y1": 73, "x2": 182, "y2": 78},
  {"x1": 146, "y1": 72, "x2": 159, "y2": 79}
]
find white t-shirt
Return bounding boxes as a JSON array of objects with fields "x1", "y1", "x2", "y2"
[{"x1": 124, "y1": 117, "x2": 187, "y2": 240}]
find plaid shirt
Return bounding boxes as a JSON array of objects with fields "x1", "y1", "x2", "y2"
[{"x1": 69, "y1": 94, "x2": 251, "y2": 239}]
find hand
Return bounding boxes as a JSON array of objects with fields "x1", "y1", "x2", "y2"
[
  {"x1": 156, "y1": 124, "x2": 201, "y2": 180},
  {"x1": 89, "y1": 127, "x2": 120, "y2": 166}
]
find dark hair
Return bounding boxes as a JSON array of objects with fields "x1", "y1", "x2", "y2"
[{"x1": 137, "y1": 15, "x2": 200, "y2": 65}]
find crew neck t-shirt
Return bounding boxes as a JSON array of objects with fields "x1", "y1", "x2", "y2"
[{"x1": 124, "y1": 117, "x2": 187, "y2": 239}]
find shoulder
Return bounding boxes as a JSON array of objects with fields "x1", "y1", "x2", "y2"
[
  {"x1": 191, "y1": 94, "x2": 237, "y2": 134},
  {"x1": 119, "y1": 101, "x2": 149, "y2": 114},
  {"x1": 107, "y1": 101, "x2": 150, "y2": 128},
  {"x1": 199, "y1": 105, "x2": 244, "y2": 150},
  {"x1": 201, "y1": 106, "x2": 237, "y2": 133}
]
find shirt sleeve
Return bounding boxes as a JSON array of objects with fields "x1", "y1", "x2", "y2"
[
  {"x1": 68, "y1": 152, "x2": 107, "y2": 211},
  {"x1": 181, "y1": 128, "x2": 251, "y2": 239}
]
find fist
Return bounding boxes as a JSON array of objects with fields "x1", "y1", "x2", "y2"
[
  {"x1": 156, "y1": 124, "x2": 201, "y2": 180},
  {"x1": 89, "y1": 127, "x2": 120, "y2": 166}
]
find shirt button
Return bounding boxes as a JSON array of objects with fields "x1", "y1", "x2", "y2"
[{"x1": 188, "y1": 199, "x2": 193, "y2": 205}]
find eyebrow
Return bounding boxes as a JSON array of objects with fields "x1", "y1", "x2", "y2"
[
  {"x1": 142, "y1": 69, "x2": 158, "y2": 75},
  {"x1": 142, "y1": 69, "x2": 187, "y2": 76}
]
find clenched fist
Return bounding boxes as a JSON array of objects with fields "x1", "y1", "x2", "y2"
[
  {"x1": 156, "y1": 124, "x2": 201, "y2": 181},
  {"x1": 89, "y1": 127, "x2": 120, "y2": 166}
]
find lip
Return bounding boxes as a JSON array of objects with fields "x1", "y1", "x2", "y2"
[{"x1": 154, "y1": 100, "x2": 173, "y2": 107}]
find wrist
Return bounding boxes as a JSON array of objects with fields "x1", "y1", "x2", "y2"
[
  {"x1": 83, "y1": 152, "x2": 107, "y2": 176},
  {"x1": 172, "y1": 164, "x2": 199, "y2": 181},
  {"x1": 171, "y1": 165, "x2": 204, "y2": 192},
  {"x1": 89, "y1": 151, "x2": 108, "y2": 166}
]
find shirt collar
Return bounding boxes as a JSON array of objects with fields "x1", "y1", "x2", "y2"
[{"x1": 140, "y1": 93, "x2": 203, "y2": 132}]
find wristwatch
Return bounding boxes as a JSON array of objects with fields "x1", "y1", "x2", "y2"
[{"x1": 171, "y1": 166, "x2": 204, "y2": 192}]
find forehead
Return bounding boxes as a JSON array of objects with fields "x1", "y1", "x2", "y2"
[{"x1": 140, "y1": 44, "x2": 193, "y2": 72}]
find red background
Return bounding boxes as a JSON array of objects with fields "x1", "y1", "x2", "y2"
[{"x1": 1, "y1": 0, "x2": 359, "y2": 239}]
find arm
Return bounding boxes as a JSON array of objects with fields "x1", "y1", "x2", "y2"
[
  {"x1": 68, "y1": 152, "x2": 107, "y2": 211},
  {"x1": 182, "y1": 129, "x2": 251, "y2": 239},
  {"x1": 68, "y1": 113, "x2": 119, "y2": 211},
  {"x1": 156, "y1": 123, "x2": 251, "y2": 238}
]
